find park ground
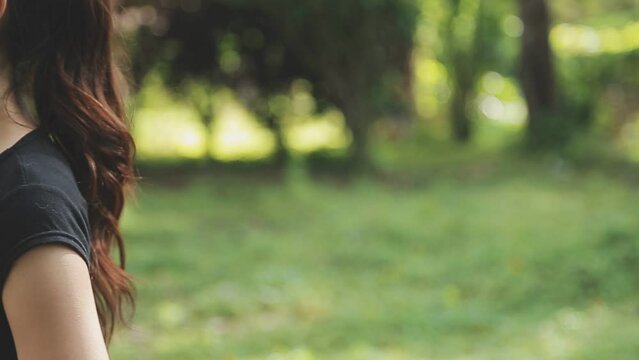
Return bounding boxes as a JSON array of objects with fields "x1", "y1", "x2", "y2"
[{"x1": 110, "y1": 144, "x2": 639, "y2": 360}]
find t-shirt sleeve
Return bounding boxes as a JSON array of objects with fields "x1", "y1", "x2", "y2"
[{"x1": 0, "y1": 184, "x2": 92, "y2": 290}]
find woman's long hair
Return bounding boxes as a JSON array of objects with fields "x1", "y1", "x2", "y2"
[{"x1": 3, "y1": 0, "x2": 136, "y2": 344}]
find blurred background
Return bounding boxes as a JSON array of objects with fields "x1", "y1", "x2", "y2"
[{"x1": 112, "y1": 0, "x2": 639, "y2": 358}]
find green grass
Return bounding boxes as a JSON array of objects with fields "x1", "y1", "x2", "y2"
[{"x1": 110, "y1": 154, "x2": 639, "y2": 359}]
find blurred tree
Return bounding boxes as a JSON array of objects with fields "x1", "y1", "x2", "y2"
[
  {"x1": 121, "y1": 0, "x2": 418, "y2": 167},
  {"x1": 519, "y1": 0, "x2": 560, "y2": 147},
  {"x1": 419, "y1": 0, "x2": 515, "y2": 142},
  {"x1": 551, "y1": 0, "x2": 639, "y2": 143},
  {"x1": 441, "y1": 0, "x2": 485, "y2": 142},
  {"x1": 120, "y1": 2, "x2": 299, "y2": 163},
  {"x1": 259, "y1": 0, "x2": 418, "y2": 165}
]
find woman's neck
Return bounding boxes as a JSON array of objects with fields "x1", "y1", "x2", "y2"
[{"x1": 0, "y1": 77, "x2": 36, "y2": 153}]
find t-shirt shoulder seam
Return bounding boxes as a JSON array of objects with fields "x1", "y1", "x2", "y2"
[
  {"x1": 0, "y1": 231, "x2": 92, "y2": 292},
  {"x1": 5, "y1": 230, "x2": 91, "y2": 264}
]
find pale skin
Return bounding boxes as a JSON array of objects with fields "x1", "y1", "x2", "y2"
[{"x1": 0, "y1": 1, "x2": 110, "y2": 359}]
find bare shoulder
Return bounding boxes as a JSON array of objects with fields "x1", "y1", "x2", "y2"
[{"x1": 2, "y1": 244, "x2": 110, "y2": 360}]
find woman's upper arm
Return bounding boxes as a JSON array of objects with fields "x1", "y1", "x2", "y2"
[{"x1": 1, "y1": 243, "x2": 109, "y2": 360}]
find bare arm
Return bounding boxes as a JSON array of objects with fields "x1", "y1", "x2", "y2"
[{"x1": 2, "y1": 244, "x2": 109, "y2": 360}]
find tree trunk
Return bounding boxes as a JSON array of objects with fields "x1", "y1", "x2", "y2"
[
  {"x1": 191, "y1": 89, "x2": 216, "y2": 163},
  {"x1": 519, "y1": 0, "x2": 558, "y2": 145},
  {"x1": 450, "y1": 58, "x2": 473, "y2": 142},
  {"x1": 343, "y1": 102, "x2": 371, "y2": 169},
  {"x1": 443, "y1": 0, "x2": 484, "y2": 143},
  {"x1": 264, "y1": 112, "x2": 288, "y2": 168}
]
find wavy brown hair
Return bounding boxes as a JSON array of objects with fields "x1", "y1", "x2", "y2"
[{"x1": 2, "y1": 0, "x2": 136, "y2": 344}]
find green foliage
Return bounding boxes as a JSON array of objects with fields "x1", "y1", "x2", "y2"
[
  {"x1": 124, "y1": 0, "x2": 419, "y2": 164},
  {"x1": 122, "y1": 0, "x2": 639, "y2": 158}
]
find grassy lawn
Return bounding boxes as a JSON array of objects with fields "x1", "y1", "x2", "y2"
[{"x1": 110, "y1": 154, "x2": 639, "y2": 359}]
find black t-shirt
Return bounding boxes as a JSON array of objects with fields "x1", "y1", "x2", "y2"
[{"x1": 0, "y1": 128, "x2": 91, "y2": 358}]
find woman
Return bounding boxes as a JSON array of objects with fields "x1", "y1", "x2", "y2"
[{"x1": 0, "y1": 0, "x2": 136, "y2": 358}]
